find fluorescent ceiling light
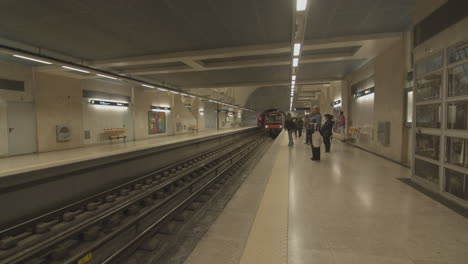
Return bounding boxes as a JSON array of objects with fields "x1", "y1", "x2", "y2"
[
  {"x1": 293, "y1": 43, "x2": 301, "y2": 56},
  {"x1": 157, "y1": 88, "x2": 168, "y2": 92},
  {"x1": 291, "y1": 80, "x2": 296, "y2": 85},
  {"x1": 142, "y1": 84, "x2": 155, "y2": 88},
  {"x1": 13, "y1": 55, "x2": 52, "y2": 65},
  {"x1": 169, "y1": 90, "x2": 180, "y2": 94},
  {"x1": 297, "y1": 0, "x2": 307, "y2": 11},
  {"x1": 293, "y1": 58, "x2": 299, "y2": 67},
  {"x1": 62, "y1": 66, "x2": 90, "y2": 73},
  {"x1": 97, "y1": 74, "x2": 117, "y2": 80},
  {"x1": 292, "y1": 75, "x2": 296, "y2": 81},
  {"x1": 292, "y1": 84, "x2": 295, "y2": 88}
]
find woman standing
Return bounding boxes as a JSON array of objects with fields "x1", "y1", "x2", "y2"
[
  {"x1": 284, "y1": 113, "x2": 296, "y2": 146},
  {"x1": 310, "y1": 106, "x2": 322, "y2": 160},
  {"x1": 322, "y1": 114, "x2": 335, "y2": 152}
]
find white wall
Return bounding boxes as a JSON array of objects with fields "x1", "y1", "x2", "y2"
[
  {"x1": 0, "y1": 100, "x2": 8, "y2": 156},
  {"x1": 0, "y1": 58, "x2": 249, "y2": 154},
  {"x1": 172, "y1": 94, "x2": 197, "y2": 134},
  {"x1": 0, "y1": 61, "x2": 34, "y2": 155},
  {"x1": 35, "y1": 72, "x2": 83, "y2": 152},
  {"x1": 81, "y1": 79, "x2": 135, "y2": 144},
  {"x1": 344, "y1": 39, "x2": 407, "y2": 162},
  {"x1": 351, "y1": 94, "x2": 375, "y2": 146},
  {"x1": 133, "y1": 87, "x2": 173, "y2": 139}
]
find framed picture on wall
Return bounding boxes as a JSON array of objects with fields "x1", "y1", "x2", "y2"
[{"x1": 148, "y1": 111, "x2": 166, "y2": 134}]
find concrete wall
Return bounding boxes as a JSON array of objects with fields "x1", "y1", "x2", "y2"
[
  {"x1": 35, "y1": 72, "x2": 83, "y2": 152},
  {"x1": 245, "y1": 86, "x2": 289, "y2": 113},
  {"x1": 0, "y1": 59, "x2": 226, "y2": 155},
  {"x1": 414, "y1": 0, "x2": 448, "y2": 25},
  {"x1": 133, "y1": 87, "x2": 173, "y2": 139},
  {"x1": 172, "y1": 95, "x2": 197, "y2": 134},
  {"x1": 344, "y1": 39, "x2": 407, "y2": 162},
  {"x1": 190, "y1": 99, "x2": 207, "y2": 131},
  {"x1": 0, "y1": 61, "x2": 35, "y2": 155},
  {"x1": 0, "y1": 100, "x2": 8, "y2": 156},
  {"x1": 204, "y1": 102, "x2": 217, "y2": 129}
]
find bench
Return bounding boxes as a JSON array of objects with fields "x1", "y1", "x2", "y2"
[
  {"x1": 103, "y1": 128, "x2": 127, "y2": 141},
  {"x1": 188, "y1": 125, "x2": 199, "y2": 133}
]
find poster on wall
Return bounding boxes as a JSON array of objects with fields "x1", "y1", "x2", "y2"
[
  {"x1": 56, "y1": 125, "x2": 71, "y2": 142},
  {"x1": 148, "y1": 111, "x2": 166, "y2": 134}
]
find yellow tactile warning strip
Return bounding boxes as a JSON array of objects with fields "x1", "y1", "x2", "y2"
[{"x1": 239, "y1": 132, "x2": 289, "y2": 264}]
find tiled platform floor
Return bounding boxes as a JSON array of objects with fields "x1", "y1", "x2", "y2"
[{"x1": 187, "y1": 131, "x2": 468, "y2": 264}]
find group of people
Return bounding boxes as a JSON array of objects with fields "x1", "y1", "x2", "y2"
[{"x1": 284, "y1": 107, "x2": 346, "y2": 161}]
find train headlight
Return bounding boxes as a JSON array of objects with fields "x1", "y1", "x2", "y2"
[
  {"x1": 265, "y1": 125, "x2": 269, "y2": 128},
  {"x1": 279, "y1": 125, "x2": 283, "y2": 128}
]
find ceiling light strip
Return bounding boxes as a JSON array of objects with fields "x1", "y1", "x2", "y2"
[
  {"x1": 13, "y1": 55, "x2": 52, "y2": 65},
  {"x1": 62, "y1": 66, "x2": 90, "y2": 73},
  {"x1": 96, "y1": 74, "x2": 118, "y2": 80}
]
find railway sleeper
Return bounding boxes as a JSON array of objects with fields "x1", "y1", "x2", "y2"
[{"x1": 0, "y1": 136, "x2": 262, "y2": 263}]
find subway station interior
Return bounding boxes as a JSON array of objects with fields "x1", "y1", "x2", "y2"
[{"x1": 0, "y1": 0, "x2": 468, "y2": 263}]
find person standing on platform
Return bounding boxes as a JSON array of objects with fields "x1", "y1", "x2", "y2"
[
  {"x1": 322, "y1": 114, "x2": 334, "y2": 153},
  {"x1": 311, "y1": 123, "x2": 322, "y2": 160},
  {"x1": 293, "y1": 117, "x2": 298, "y2": 138},
  {"x1": 284, "y1": 113, "x2": 296, "y2": 146},
  {"x1": 304, "y1": 115, "x2": 312, "y2": 145},
  {"x1": 339, "y1": 111, "x2": 346, "y2": 140},
  {"x1": 296, "y1": 115, "x2": 304, "y2": 138},
  {"x1": 310, "y1": 106, "x2": 322, "y2": 160}
]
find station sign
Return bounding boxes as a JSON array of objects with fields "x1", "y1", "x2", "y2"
[
  {"x1": 354, "y1": 87, "x2": 375, "y2": 98},
  {"x1": 331, "y1": 100, "x2": 341, "y2": 106},
  {"x1": 89, "y1": 99, "x2": 129, "y2": 107},
  {"x1": 151, "y1": 106, "x2": 171, "y2": 112}
]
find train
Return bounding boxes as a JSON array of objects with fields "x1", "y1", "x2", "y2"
[{"x1": 258, "y1": 109, "x2": 285, "y2": 138}]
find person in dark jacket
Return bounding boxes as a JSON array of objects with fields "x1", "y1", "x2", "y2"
[
  {"x1": 284, "y1": 113, "x2": 296, "y2": 146},
  {"x1": 304, "y1": 115, "x2": 312, "y2": 145},
  {"x1": 295, "y1": 116, "x2": 304, "y2": 137},
  {"x1": 322, "y1": 114, "x2": 335, "y2": 152}
]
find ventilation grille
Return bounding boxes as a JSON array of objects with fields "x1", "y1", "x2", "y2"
[{"x1": 0, "y1": 79, "x2": 24, "y2": 92}]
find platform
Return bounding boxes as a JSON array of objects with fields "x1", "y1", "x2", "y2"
[
  {"x1": 186, "y1": 131, "x2": 468, "y2": 264},
  {"x1": 0, "y1": 127, "x2": 253, "y2": 179}
]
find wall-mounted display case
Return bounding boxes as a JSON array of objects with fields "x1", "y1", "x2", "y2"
[
  {"x1": 447, "y1": 41, "x2": 468, "y2": 64},
  {"x1": 412, "y1": 39, "x2": 468, "y2": 207},
  {"x1": 446, "y1": 137, "x2": 468, "y2": 168},
  {"x1": 415, "y1": 52, "x2": 444, "y2": 76},
  {"x1": 415, "y1": 72, "x2": 442, "y2": 101},
  {"x1": 415, "y1": 133, "x2": 440, "y2": 160},
  {"x1": 416, "y1": 104, "x2": 441, "y2": 128},
  {"x1": 447, "y1": 63, "x2": 468, "y2": 97},
  {"x1": 414, "y1": 158, "x2": 439, "y2": 185},
  {"x1": 444, "y1": 168, "x2": 468, "y2": 201},
  {"x1": 447, "y1": 101, "x2": 468, "y2": 130}
]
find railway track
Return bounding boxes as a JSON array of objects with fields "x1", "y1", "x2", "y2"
[{"x1": 0, "y1": 132, "x2": 267, "y2": 264}]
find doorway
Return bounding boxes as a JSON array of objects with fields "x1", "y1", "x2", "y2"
[{"x1": 7, "y1": 102, "x2": 37, "y2": 155}]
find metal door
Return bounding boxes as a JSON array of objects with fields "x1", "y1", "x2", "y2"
[{"x1": 7, "y1": 102, "x2": 37, "y2": 155}]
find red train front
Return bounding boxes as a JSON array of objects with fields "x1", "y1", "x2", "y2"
[{"x1": 258, "y1": 110, "x2": 284, "y2": 138}]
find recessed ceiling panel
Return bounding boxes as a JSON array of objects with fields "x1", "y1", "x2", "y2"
[
  {"x1": 305, "y1": 0, "x2": 414, "y2": 39},
  {"x1": 301, "y1": 46, "x2": 361, "y2": 56},
  {"x1": 144, "y1": 65, "x2": 291, "y2": 88},
  {"x1": 0, "y1": 0, "x2": 292, "y2": 60},
  {"x1": 297, "y1": 59, "x2": 367, "y2": 80}
]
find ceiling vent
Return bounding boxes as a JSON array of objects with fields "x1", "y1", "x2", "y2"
[{"x1": 0, "y1": 78, "x2": 24, "y2": 92}]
